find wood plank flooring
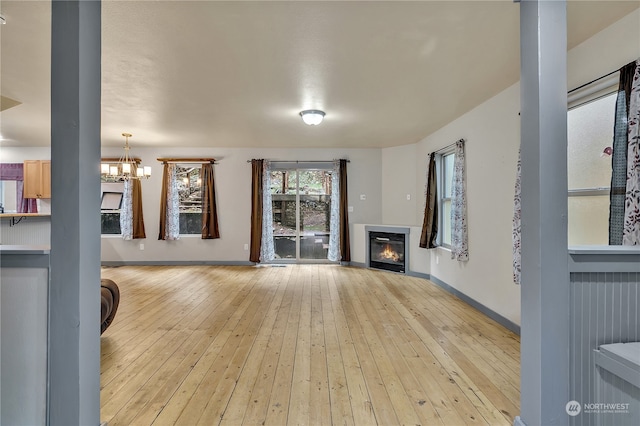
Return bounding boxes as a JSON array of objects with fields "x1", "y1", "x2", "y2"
[{"x1": 100, "y1": 265, "x2": 520, "y2": 425}]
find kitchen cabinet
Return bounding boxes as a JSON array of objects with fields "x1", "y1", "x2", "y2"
[{"x1": 23, "y1": 160, "x2": 51, "y2": 199}]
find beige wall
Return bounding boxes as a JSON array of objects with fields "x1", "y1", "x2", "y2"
[
  {"x1": 99, "y1": 146, "x2": 382, "y2": 263},
  {"x1": 3, "y1": 8, "x2": 639, "y2": 325},
  {"x1": 413, "y1": 83, "x2": 522, "y2": 325},
  {"x1": 381, "y1": 144, "x2": 417, "y2": 226}
]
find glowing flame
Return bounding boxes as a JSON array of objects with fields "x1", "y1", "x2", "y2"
[{"x1": 379, "y1": 244, "x2": 400, "y2": 262}]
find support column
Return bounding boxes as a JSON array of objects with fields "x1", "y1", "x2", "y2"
[
  {"x1": 517, "y1": 1, "x2": 570, "y2": 425},
  {"x1": 50, "y1": 1, "x2": 101, "y2": 424}
]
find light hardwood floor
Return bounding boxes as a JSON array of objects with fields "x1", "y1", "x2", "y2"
[{"x1": 100, "y1": 265, "x2": 520, "y2": 425}]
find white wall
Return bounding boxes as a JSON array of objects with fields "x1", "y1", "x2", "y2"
[
  {"x1": 0, "y1": 147, "x2": 51, "y2": 162},
  {"x1": 414, "y1": 83, "x2": 522, "y2": 326},
  {"x1": 380, "y1": 8, "x2": 640, "y2": 327},
  {"x1": 99, "y1": 146, "x2": 381, "y2": 263},
  {"x1": 381, "y1": 144, "x2": 417, "y2": 226},
  {"x1": 567, "y1": 8, "x2": 640, "y2": 91}
]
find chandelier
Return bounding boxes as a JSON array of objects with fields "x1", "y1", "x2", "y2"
[{"x1": 101, "y1": 133, "x2": 151, "y2": 180}]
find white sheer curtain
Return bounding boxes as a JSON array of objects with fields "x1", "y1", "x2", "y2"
[
  {"x1": 260, "y1": 160, "x2": 275, "y2": 262},
  {"x1": 165, "y1": 163, "x2": 180, "y2": 240},
  {"x1": 120, "y1": 179, "x2": 133, "y2": 240},
  {"x1": 450, "y1": 139, "x2": 469, "y2": 261},
  {"x1": 328, "y1": 161, "x2": 340, "y2": 261}
]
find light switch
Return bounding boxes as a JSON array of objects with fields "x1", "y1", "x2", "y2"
[
  {"x1": 406, "y1": 194, "x2": 411, "y2": 200},
  {"x1": 360, "y1": 194, "x2": 366, "y2": 201}
]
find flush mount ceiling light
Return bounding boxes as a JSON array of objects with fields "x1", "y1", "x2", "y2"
[{"x1": 299, "y1": 109, "x2": 325, "y2": 126}]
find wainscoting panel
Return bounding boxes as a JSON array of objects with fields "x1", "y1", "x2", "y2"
[
  {"x1": 569, "y1": 272, "x2": 640, "y2": 426},
  {"x1": 0, "y1": 217, "x2": 51, "y2": 245}
]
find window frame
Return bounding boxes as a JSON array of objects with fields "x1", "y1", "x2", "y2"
[
  {"x1": 566, "y1": 88, "x2": 617, "y2": 246},
  {"x1": 269, "y1": 163, "x2": 335, "y2": 263},
  {"x1": 176, "y1": 165, "x2": 203, "y2": 235},
  {"x1": 437, "y1": 150, "x2": 455, "y2": 249},
  {"x1": 100, "y1": 178, "x2": 124, "y2": 235}
]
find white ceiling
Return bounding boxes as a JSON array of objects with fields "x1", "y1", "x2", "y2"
[{"x1": 1, "y1": 1, "x2": 638, "y2": 149}]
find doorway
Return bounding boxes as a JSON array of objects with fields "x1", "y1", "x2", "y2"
[{"x1": 269, "y1": 167, "x2": 333, "y2": 262}]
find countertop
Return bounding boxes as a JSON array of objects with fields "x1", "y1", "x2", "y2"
[
  {"x1": 0, "y1": 213, "x2": 51, "y2": 218},
  {"x1": 0, "y1": 245, "x2": 51, "y2": 255},
  {"x1": 569, "y1": 245, "x2": 640, "y2": 255}
]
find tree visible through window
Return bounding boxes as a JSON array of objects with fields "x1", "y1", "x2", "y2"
[
  {"x1": 270, "y1": 168, "x2": 333, "y2": 260},
  {"x1": 177, "y1": 166, "x2": 202, "y2": 234}
]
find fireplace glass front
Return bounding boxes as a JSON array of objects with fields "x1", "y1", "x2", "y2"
[{"x1": 369, "y1": 231, "x2": 406, "y2": 273}]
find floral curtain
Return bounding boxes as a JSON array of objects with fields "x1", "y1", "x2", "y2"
[
  {"x1": 122, "y1": 178, "x2": 146, "y2": 239},
  {"x1": 622, "y1": 60, "x2": 640, "y2": 245},
  {"x1": 328, "y1": 160, "x2": 340, "y2": 261},
  {"x1": 419, "y1": 153, "x2": 438, "y2": 249},
  {"x1": 609, "y1": 60, "x2": 637, "y2": 244},
  {"x1": 260, "y1": 160, "x2": 275, "y2": 262},
  {"x1": 450, "y1": 139, "x2": 468, "y2": 261},
  {"x1": 120, "y1": 179, "x2": 133, "y2": 239},
  {"x1": 513, "y1": 150, "x2": 522, "y2": 285}
]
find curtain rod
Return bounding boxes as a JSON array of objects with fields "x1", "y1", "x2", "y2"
[
  {"x1": 101, "y1": 157, "x2": 141, "y2": 163},
  {"x1": 568, "y1": 69, "x2": 618, "y2": 94},
  {"x1": 157, "y1": 158, "x2": 216, "y2": 164},
  {"x1": 431, "y1": 138, "x2": 465, "y2": 155},
  {"x1": 245, "y1": 159, "x2": 350, "y2": 163}
]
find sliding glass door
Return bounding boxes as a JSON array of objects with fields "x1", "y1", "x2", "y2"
[{"x1": 270, "y1": 167, "x2": 333, "y2": 262}]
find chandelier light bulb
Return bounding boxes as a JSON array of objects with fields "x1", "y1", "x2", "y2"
[{"x1": 100, "y1": 133, "x2": 151, "y2": 180}]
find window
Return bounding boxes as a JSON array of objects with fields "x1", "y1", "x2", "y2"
[
  {"x1": 567, "y1": 91, "x2": 616, "y2": 245},
  {"x1": 439, "y1": 151, "x2": 455, "y2": 248},
  {"x1": 177, "y1": 166, "x2": 202, "y2": 235},
  {"x1": 269, "y1": 167, "x2": 333, "y2": 261},
  {"x1": 100, "y1": 178, "x2": 123, "y2": 234},
  {"x1": 0, "y1": 181, "x2": 18, "y2": 213}
]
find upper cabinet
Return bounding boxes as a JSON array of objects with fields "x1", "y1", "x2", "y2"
[{"x1": 23, "y1": 160, "x2": 51, "y2": 199}]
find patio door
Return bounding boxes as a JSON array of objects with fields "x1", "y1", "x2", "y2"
[{"x1": 270, "y1": 166, "x2": 333, "y2": 262}]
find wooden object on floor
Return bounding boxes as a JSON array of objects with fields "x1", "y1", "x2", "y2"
[{"x1": 100, "y1": 265, "x2": 520, "y2": 426}]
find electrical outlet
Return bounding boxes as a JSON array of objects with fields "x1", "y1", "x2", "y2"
[
  {"x1": 348, "y1": 206, "x2": 354, "y2": 213},
  {"x1": 139, "y1": 243, "x2": 144, "y2": 251},
  {"x1": 244, "y1": 243, "x2": 249, "y2": 251}
]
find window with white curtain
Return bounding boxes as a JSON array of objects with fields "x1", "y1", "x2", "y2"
[{"x1": 439, "y1": 151, "x2": 455, "y2": 248}]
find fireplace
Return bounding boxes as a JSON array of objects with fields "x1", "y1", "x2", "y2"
[{"x1": 366, "y1": 227, "x2": 409, "y2": 273}]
